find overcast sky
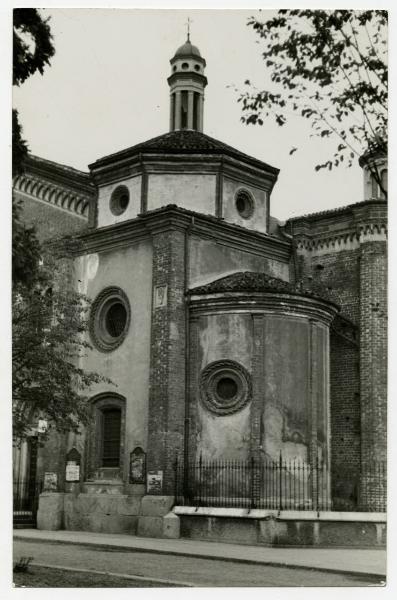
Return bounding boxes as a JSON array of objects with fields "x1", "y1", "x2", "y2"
[{"x1": 13, "y1": 8, "x2": 368, "y2": 220}]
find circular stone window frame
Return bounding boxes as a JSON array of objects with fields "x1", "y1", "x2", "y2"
[
  {"x1": 235, "y1": 188, "x2": 255, "y2": 220},
  {"x1": 89, "y1": 287, "x2": 131, "y2": 353},
  {"x1": 109, "y1": 185, "x2": 130, "y2": 216},
  {"x1": 200, "y1": 360, "x2": 252, "y2": 416}
]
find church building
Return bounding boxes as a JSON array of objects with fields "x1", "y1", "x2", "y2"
[{"x1": 13, "y1": 36, "x2": 387, "y2": 546}]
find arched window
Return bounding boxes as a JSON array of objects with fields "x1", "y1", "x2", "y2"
[
  {"x1": 86, "y1": 393, "x2": 126, "y2": 479},
  {"x1": 102, "y1": 408, "x2": 122, "y2": 467}
]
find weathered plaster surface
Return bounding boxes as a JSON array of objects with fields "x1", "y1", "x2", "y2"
[
  {"x1": 147, "y1": 173, "x2": 216, "y2": 214},
  {"x1": 97, "y1": 175, "x2": 142, "y2": 228},
  {"x1": 188, "y1": 236, "x2": 289, "y2": 289},
  {"x1": 73, "y1": 241, "x2": 153, "y2": 481},
  {"x1": 222, "y1": 177, "x2": 268, "y2": 233},
  {"x1": 263, "y1": 316, "x2": 310, "y2": 462},
  {"x1": 196, "y1": 314, "x2": 252, "y2": 460}
]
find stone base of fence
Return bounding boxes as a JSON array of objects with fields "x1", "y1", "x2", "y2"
[{"x1": 174, "y1": 507, "x2": 386, "y2": 547}]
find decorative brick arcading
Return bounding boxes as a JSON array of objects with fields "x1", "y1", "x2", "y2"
[{"x1": 146, "y1": 228, "x2": 186, "y2": 495}]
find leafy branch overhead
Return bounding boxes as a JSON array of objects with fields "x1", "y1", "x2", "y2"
[{"x1": 239, "y1": 10, "x2": 387, "y2": 188}]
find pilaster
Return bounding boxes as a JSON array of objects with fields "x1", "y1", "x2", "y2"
[{"x1": 146, "y1": 227, "x2": 187, "y2": 496}]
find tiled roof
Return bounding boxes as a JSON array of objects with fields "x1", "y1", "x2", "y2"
[
  {"x1": 285, "y1": 199, "x2": 387, "y2": 224},
  {"x1": 189, "y1": 271, "x2": 334, "y2": 304},
  {"x1": 90, "y1": 129, "x2": 279, "y2": 174}
]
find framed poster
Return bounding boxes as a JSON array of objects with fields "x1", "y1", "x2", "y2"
[
  {"x1": 129, "y1": 447, "x2": 146, "y2": 484},
  {"x1": 43, "y1": 472, "x2": 57, "y2": 491},
  {"x1": 147, "y1": 470, "x2": 163, "y2": 493}
]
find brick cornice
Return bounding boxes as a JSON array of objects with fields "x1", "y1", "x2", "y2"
[
  {"x1": 90, "y1": 152, "x2": 278, "y2": 191},
  {"x1": 22, "y1": 154, "x2": 95, "y2": 196},
  {"x1": 188, "y1": 292, "x2": 339, "y2": 325},
  {"x1": 73, "y1": 205, "x2": 292, "y2": 261},
  {"x1": 13, "y1": 172, "x2": 91, "y2": 219}
]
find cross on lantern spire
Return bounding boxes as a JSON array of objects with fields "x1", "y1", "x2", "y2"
[{"x1": 186, "y1": 17, "x2": 192, "y2": 41}]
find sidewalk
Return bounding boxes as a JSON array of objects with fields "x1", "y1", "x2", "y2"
[{"x1": 13, "y1": 529, "x2": 386, "y2": 578}]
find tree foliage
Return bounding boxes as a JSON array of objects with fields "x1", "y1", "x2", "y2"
[
  {"x1": 13, "y1": 248, "x2": 111, "y2": 442},
  {"x1": 12, "y1": 245, "x2": 109, "y2": 439},
  {"x1": 13, "y1": 8, "x2": 55, "y2": 87},
  {"x1": 239, "y1": 9, "x2": 388, "y2": 195},
  {"x1": 13, "y1": 8, "x2": 55, "y2": 287},
  {"x1": 12, "y1": 10, "x2": 111, "y2": 441}
]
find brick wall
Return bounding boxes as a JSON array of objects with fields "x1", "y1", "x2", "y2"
[
  {"x1": 16, "y1": 193, "x2": 87, "y2": 243},
  {"x1": 295, "y1": 233, "x2": 387, "y2": 510},
  {"x1": 146, "y1": 227, "x2": 187, "y2": 495},
  {"x1": 359, "y1": 241, "x2": 387, "y2": 508},
  {"x1": 298, "y1": 247, "x2": 361, "y2": 466}
]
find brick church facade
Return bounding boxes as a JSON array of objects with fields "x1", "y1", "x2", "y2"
[{"x1": 13, "y1": 37, "x2": 387, "y2": 543}]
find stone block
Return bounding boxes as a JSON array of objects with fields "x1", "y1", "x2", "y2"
[
  {"x1": 37, "y1": 493, "x2": 64, "y2": 531},
  {"x1": 258, "y1": 517, "x2": 282, "y2": 545},
  {"x1": 162, "y1": 512, "x2": 180, "y2": 539},
  {"x1": 86, "y1": 514, "x2": 138, "y2": 534},
  {"x1": 137, "y1": 516, "x2": 164, "y2": 538},
  {"x1": 140, "y1": 495, "x2": 174, "y2": 517},
  {"x1": 117, "y1": 495, "x2": 142, "y2": 516},
  {"x1": 318, "y1": 521, "x2": 379, "y2": 547}
]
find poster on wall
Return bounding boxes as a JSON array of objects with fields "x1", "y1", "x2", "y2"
[
  {"x1": 147, "y1": 470, "x2": 163, "y2": 493},
  {"x1": 129, "y1": 447, "x2": 146, "y2": 484},
  {"x1": 65, "y1": 462, "x2": 80, "y2": 482},
  {"x1": 43, "y1": 472, "x2": 58, "y2": 491},
  {"x1": 65, "y1": 447, "x2": 81, "y2": 482}
]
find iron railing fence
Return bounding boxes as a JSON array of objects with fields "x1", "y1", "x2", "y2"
[
  {"x1": 175, "y1": 456, "x2": 386, "y2": 513},
  {"x1": 13, "y1": 479, "x2": 43, "y2": 524}
]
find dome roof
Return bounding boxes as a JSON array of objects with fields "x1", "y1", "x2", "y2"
[{"x1": 174, "y1": 39, "x2": 202, "y2": 58}]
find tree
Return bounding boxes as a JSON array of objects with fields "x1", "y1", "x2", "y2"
[
  {"x1": 12, "y1": 10, "x2": 111, "y2": 441},
  {"x1": 13, "y1": 246, "x2": 110, "y2": 442},
  {"x1": 13, "y1": 8, "x2": 55, "y2": 286},
  {"x1": 239, "y1": 9, "x2": 388, "y2": 197}
]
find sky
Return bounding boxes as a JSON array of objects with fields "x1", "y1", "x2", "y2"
[{"x1": 12, "y1": 7, "x2": 366, "y2": 222}]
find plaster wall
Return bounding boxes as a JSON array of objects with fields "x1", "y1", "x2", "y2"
[
  {"x1": 73, "y1": 240, "x2": 153, "y2": 482},
  {"x1": 97, "y1": 175, "x2": 142, "y2": 228},
  {"x1": 188, "y1": 236, "x2": 289, "y2": 289},
  {"x1": 147, "y1": 173, "x2": 216, "y2": 214},
  {"x1": 190, "y1": 308, "x2": 331, "y2": 505},
  {"x1": 262, "y1": 316, "x2": 310, "y2": 463},
  {"x1": 222, "y1": 177, "x2": 268, "y2": 234},
  {"x1": 196, "y1": 314, "x2": 253, "y2": 461}
]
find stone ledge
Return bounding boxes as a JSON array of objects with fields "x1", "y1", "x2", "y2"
[{"x1": 173, "y1": 506, "x2": 386, "y2": 522}]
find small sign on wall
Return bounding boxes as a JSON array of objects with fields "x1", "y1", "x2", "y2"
[
  {"x1": 65, "y1": 448, "x2": 81, "y2": 483},
  {"x1": 43, "y1": 472, "x2": 58, "y2": 492},
  {"x1": 65, "y1": 462, "x2": 80, "y2": 483},
  {"x1": 129, "y1": 447, "x2": 146, "y2": 484},
  {"x1": 154, "y1": 285, "x2": 167, "y2": 309},
  {"x1": 147, "y1": 470, "x2": 163, "y2": 493}
]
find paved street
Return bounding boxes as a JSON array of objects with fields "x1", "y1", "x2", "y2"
[{"x1": 13, "y1": 539, "x2": 384, "y2": 587}]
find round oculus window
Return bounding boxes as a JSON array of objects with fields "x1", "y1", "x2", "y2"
[
  {"x1": 200, "y1": 360, "x2": 252, "y2": 415},
  {"x1": 235, "y1": 189, "x2": 254, "y2": 219},
  {"x1": 194, "y1": 64, "x2": 200, "y2": 71},
  {"x1": 216, "y1": 377, "x2": 238, "y2": 401},
  {"x1": 90, "y1": 287, "x2": 130, "y2": 352},
  {"x1": 181, "y1": 62, "x2": 189, "y2": 70},
  {"x1": 110, "y1": 185, "x2": 130, "y2": 216}
]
